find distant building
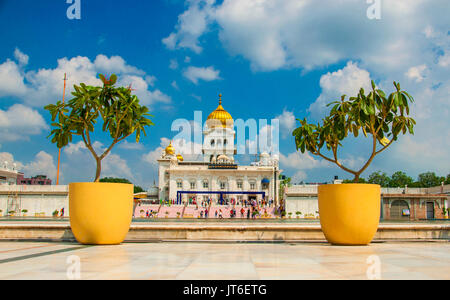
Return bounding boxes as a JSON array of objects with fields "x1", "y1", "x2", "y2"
[
  {"x1": 0, "y1": 161, "x2": 19, "y2": 185},
  {"x1": 0, "y1": 185, "x2": 68, "y2": 217},
  {"x1": 284, "y1": 182, "x2": 449, "y2": 220},
  {"x1": 16, "y1": 173, "x2": 52, "y2": 185},
  {"x1": 157, "y1": 95, "x2": 281, "y2": 205}
]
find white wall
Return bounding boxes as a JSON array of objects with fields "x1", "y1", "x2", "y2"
[
  {"x1": 285, "y1": 196, "x2": 319, "y2": 218},
  {"x1": 0, "y1": 185, "x2": 68, "y2": 217}
]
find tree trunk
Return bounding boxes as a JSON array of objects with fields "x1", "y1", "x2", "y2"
[{"x1": 94, "y1": 158, "x2": 102, "y2": 182}]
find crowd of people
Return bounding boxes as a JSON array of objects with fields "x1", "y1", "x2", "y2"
[{"x1": 137, "y1": 196, "x2": 282, "y2": 219}]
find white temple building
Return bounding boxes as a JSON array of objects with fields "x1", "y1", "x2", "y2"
[{"x1": 157, "y1": 95, "x2": 282, "y2": 205}]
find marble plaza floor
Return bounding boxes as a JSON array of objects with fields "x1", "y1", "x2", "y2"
[{"x1": 0, "y1": 241, "x2": 448, "y2": 280}]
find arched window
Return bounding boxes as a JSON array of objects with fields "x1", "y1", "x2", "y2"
[
  {"x1": 224, "y1": 139, "x2": 228, "y2": 146},
  {"x1": 237, "y1": 180, "x2": 243, "y2": 189},
  {"x1": 390, "y1": 200, "x2": 409, "y2": 220},
  {"x1": 203, "y1": 180, "x2": 209, "y2": 189},
  {"x1": 210, "y1": 139, "x2": 215, "y2": 147},
  {"x1": 190, "y1": 181, "x2": 196, "y2": 190}
]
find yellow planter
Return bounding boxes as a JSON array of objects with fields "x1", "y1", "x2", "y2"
[
  {"x1": 69, "y1": 182, "x2": 133, "y2": 245},
  {"x1": 318, "y1": 184, "x2": 380, "y2": 245}
]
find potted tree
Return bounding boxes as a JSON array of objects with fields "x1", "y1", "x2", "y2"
[
  {"x1": 293, "y1": 81, "x2": 415, "y2": 245},
  {"x1": 296, "y1": 211, "x2": 302, "y2": 219},
  {"x1": 21, "y1": 209, "x2": 28, "y2": 217},
  {"x1": 52, "y1": 210, "x2": 59, "y2": 218},
  {"x1": 45, "y1": 74, "x2": 153, "y2": 245},
  {"x1": 0, "y1": 209, "x2": 2, "y2": 217}
]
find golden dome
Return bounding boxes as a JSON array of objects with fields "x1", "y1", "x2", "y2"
[
  {"x1": 207, "y1": 94, "x2": 233, "y2": 128},
  {"x1": 176, "y1": 154, "x2": 184, "y2": 161},
  {"x1": 165, "y1": 141, "x2": 175, "y2": 155}
]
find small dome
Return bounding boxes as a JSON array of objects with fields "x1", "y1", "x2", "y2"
[
  {"x1": 165, "y1": 141, "x2": 175, "y2": 155},
  {"x1": 261, "y1": 178, "x2": 270, "y2": 184},
  {"x1": 176, "y1": 154, "x2": 184, "y2": 161},
  {"x1": 207, "y1": 94, "x2": 233, "y2": 128},
  {"x1": 217, "y1": 154, "x2": 230, "y2": 162}
]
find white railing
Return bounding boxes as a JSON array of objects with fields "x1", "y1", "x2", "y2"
[{"x1": 0, "y1": 185, "x2": 68, "y2": 193}]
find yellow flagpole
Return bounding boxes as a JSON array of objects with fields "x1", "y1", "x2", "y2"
[{"x1": 56, "y1": 73, "x2": 67, "y2": 185}]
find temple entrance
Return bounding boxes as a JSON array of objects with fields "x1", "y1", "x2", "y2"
[{"x1": 176, "y1": 191, "x2": 265, "y2": 205}]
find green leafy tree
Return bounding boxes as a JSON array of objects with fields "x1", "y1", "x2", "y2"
[
  {"x1": 417, "y1": 172, "x2": 442, "y2": 188},
  {"x1": 99, "y1": 177, "x2": 145, "y2": 193},
  {"x1": 343, "y1": 178, "x2": 367, "y2": 183},
  {"x1": 367, "y1": 171, "x2": 390, "y2": 186},
  {"x1": 293, "y1": 81, "x2": 415, "y2": 182},
  {"x1": 45, "y1": 74, "x2": 154, "y2": 182},
  {"x1": 389, "y1": 171, "x2": 413, "y2": 187},
  {"x1": 445, "y1": 174, "x2": 450, "y2": 185},
  {"x1": 279, "y1": 175, "x2": 292, "y2": 187}
]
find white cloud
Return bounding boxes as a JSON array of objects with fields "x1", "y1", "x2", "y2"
[
  {"x1": 280, "y1": 151, "x2": 329, "y2": 171},
  {"x1": 94, "y1": 54, "x2": 144, "y2": 75},
  {"x1": 169, "y1": 59, "x2": 179, "y2": 70},
  {"x1": 142, "y1": 136, "x2": 204, "y2": 165},
  {"x1": 308, "y1": 61, "x2": 372, "y2": 120},
  {"x1": 0, "y1": 104, "x2": 48, "y2": 141},
  {"x1": 162, "y1": 0, "x2": 216, "y2": 54},
  {"x1": 63, "y1": 141, "x2": 104, "y2": 155},
  {"x1": 0, "y1": 50, "x2": 171, "y2": 108},
  {"x1": 14, "y1": 48, "x2": 29, "y2": 66},
  {"x1": 405, "y1": 65, "x2": 427, "y2": 82},
  {"x1": 166, "y1": 0, "x2": 449, "y2": 73},
  {"x1": 62, "y1": 140, "x2": 133, "y2": 181},
  {"x1": 171, "y1": 80, "x2": 179, "y2": 90},
  {"x1": 118, "y1": 140, "x2": 144, "y2": 150},
  {"x1": 292, "y1": 170, "x2": 307, "y2": 183},
  {"x1": 22, "y1": 151, "x2": 57, "y2": 180},
  {"x1": 0, "y1": 151, "x2": 56, "y2": 181},
  {"x1": 183, "y1": 66, "x2": 221, "y2": 84},
  {"x1": 0, "y1": 60, "x2": 27, "y2": 98},
  {"x1": 142, "y1": 137, "x2": 169, "y2": 165},
  {"x1": 102, "y1": 153, "x2": 133, "y2": 179},
  {"x1": 117, "y1": 74, "x2": 171, "y2": 105},
  {"x1": 438, "y1": 54, "x2": 450, "y2": 68},
  {"x1": 275, "y1": 109, "x2": 296, "y2": 138}
]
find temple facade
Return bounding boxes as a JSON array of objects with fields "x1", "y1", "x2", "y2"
[{"x1": 157, "y1": 95, "x2": 281, "y2": 205}]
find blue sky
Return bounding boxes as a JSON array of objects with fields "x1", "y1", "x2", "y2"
[{"x1": 0, "y1": 0, "x2": 449, "y2": 187}]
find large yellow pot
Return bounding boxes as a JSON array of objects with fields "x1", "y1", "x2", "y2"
[
  {"x1": 318, "y1": 184, "x2": 380, "y2": 245},
  {"x1": 69, "y1": 182, "x2": 133, "y2": 245}
]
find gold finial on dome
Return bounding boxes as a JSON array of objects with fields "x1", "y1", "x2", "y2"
[
  {"x1": 207, "y1": 93, "x2": 233, "y2": 128},
  {"x1": 165, "y1": 140, "x2": 175, "y2": 155}
]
